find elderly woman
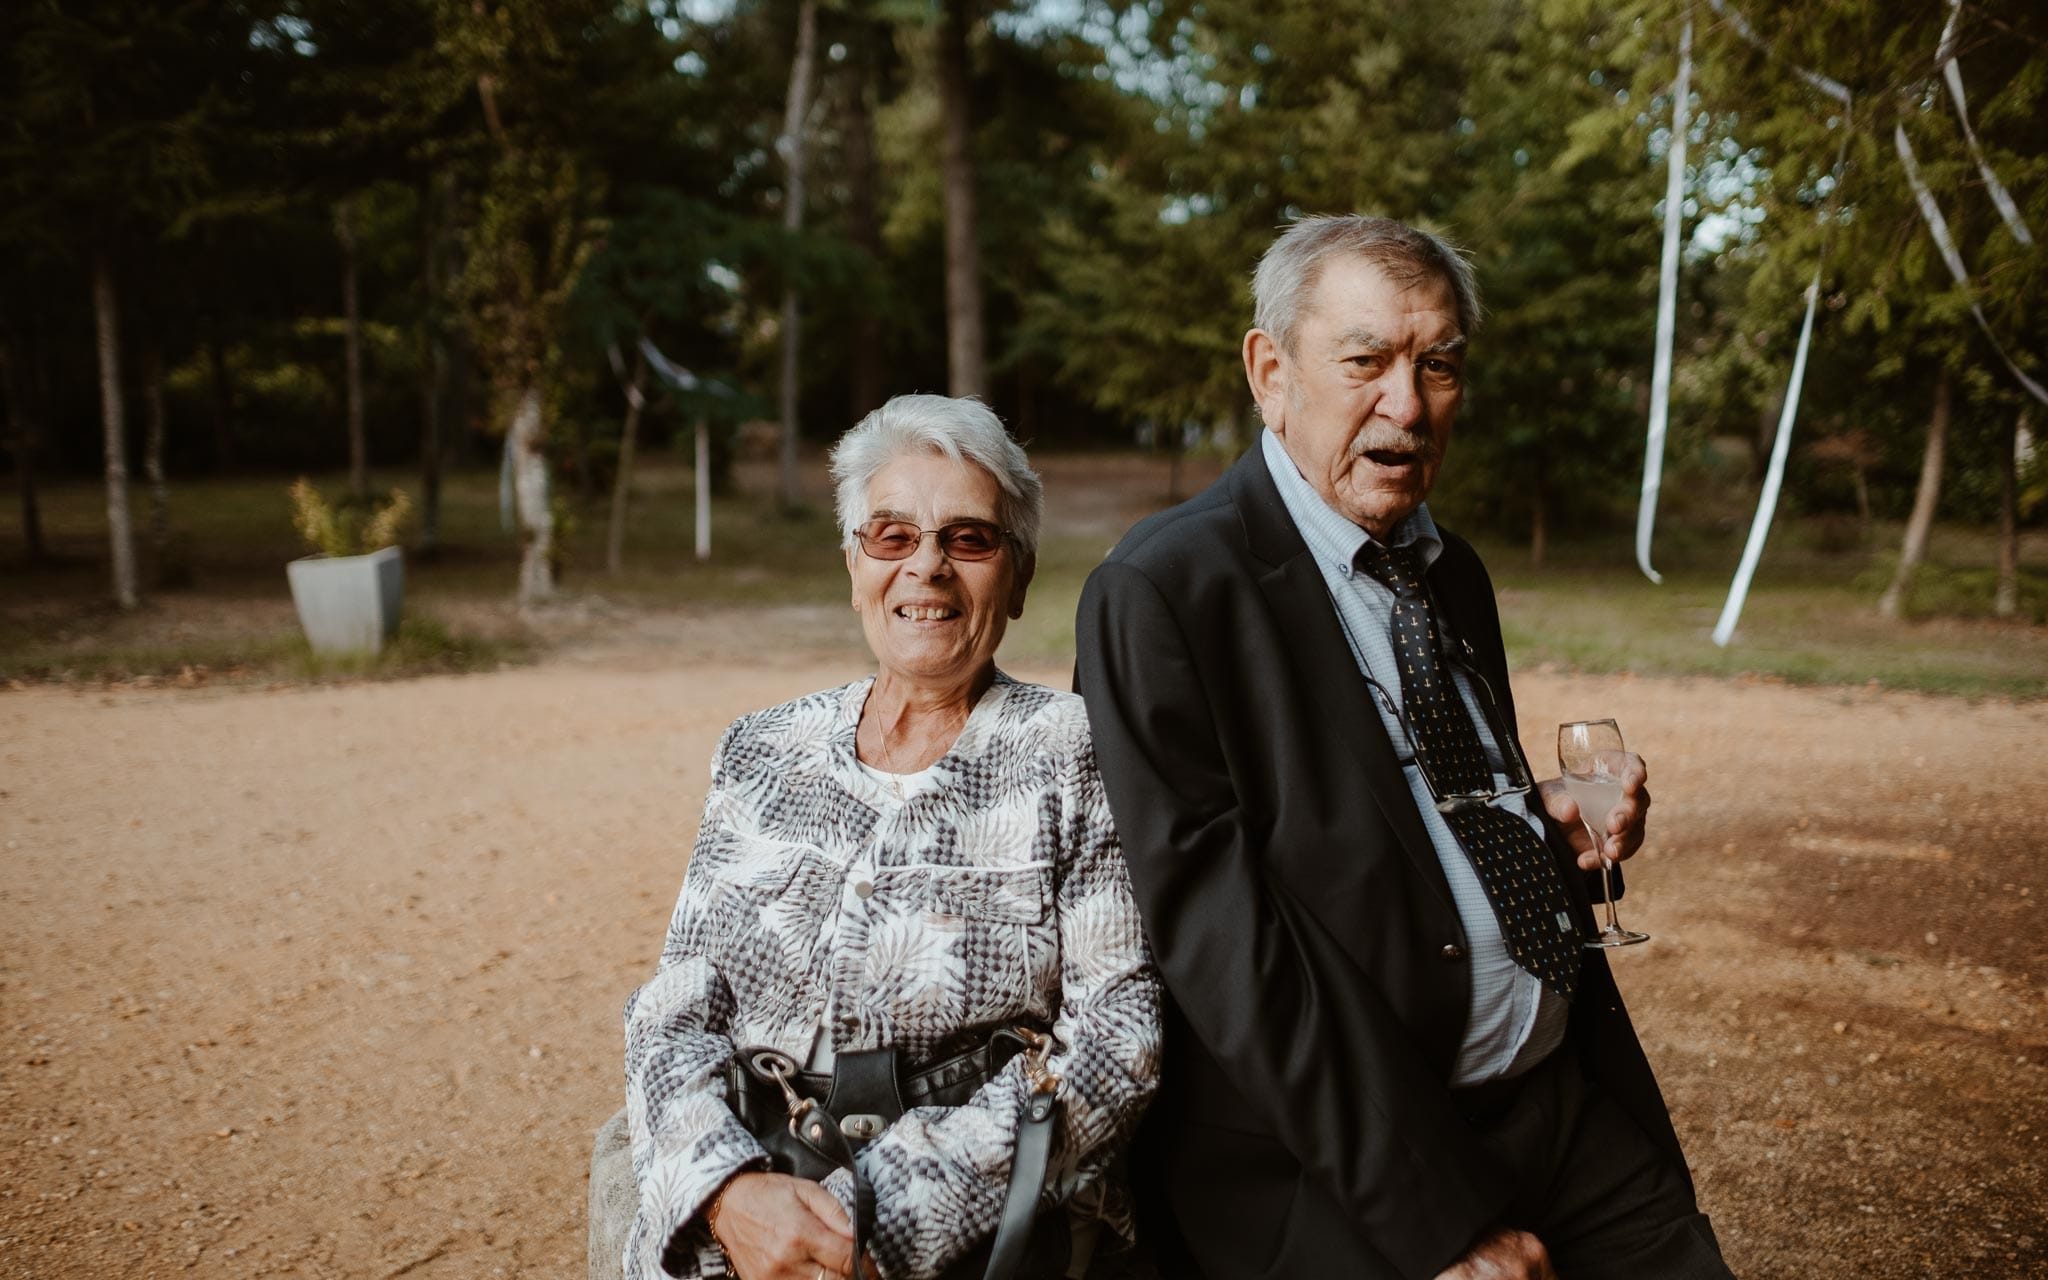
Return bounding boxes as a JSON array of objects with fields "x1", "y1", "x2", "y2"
[{"x1": 616, "y1": 395, "x2": 1161, "y2": 1280}]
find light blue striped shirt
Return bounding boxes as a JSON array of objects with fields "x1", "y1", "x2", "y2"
[{"x1": 1261, "y1": 428, "x2": 1566, "y2": 1084}]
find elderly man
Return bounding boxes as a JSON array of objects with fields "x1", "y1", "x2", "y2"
[{"x1": 1075, "y1": 216, "x2": 1730, "y2": 1279}]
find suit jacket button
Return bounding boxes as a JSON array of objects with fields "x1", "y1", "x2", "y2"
[{"x1": 1441, "y1": 943, "x2": 1465, "y2": 960}]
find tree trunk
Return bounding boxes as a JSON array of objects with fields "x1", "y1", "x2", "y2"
[
  {"x1": 844, "y1": 33, "x2": 885, "y2": 423},
  {"x1": 1996, "y1": 409, "x2": 2026, "y2": 619},
  {"x1": 1878, "y1": 372, "x2": 1950, "y2": 620},
  {"x1": 937, "y1": 0, "x2": 985, "y2": 400},
  {"x1": 695, "y1": 418, "x2": 712, "y2": 562},
  {"x1": 1530, "y1": 447, "x2": 1550, "y2": 569},
  {"x1": 93, "y1": 253, "x2": 139, "y2": 609},
  {"x1": 419, "y1": 342, "x2": 446, "y2": 557},
  {"x1": 337, "y1": 199, "x2": 368, "y2": 497},
  {"x1": 777, "y1": 0, "x2": 819, "y2": 511},
  {"x1": 206, "y1": 324, "x2": 235, "y2": 468},
  {"x1": 418, "y1": 177, "x2": 448, "y2": 558},
  {"x1": 606, "y1": 345, "x2": 648, "y2": 576},
  {"x1": 142, "y1": 340, "x2": 170, "y2": 569},
  {"x1": 0, "y1": 332, "x2": 48, "y2": 565},
  {"x1": 508, "y1": 384, "x2": 554, "y2": 608}
]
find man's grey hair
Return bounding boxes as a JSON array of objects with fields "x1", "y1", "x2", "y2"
[
  {"x1": 829, "y1": 394, "x2": 1045, "y2": 562},
  {"x1": 1252, "y1": 215, "x2": 1483, "y2": 353}
]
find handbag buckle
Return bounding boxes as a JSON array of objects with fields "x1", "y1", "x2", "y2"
[{"x1": 1012, "y1": 1026, "x2": 1062, "y2": 1096}]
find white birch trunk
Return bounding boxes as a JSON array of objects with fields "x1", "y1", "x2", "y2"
[
  {"x1": 93, "y1": 254, "x2": 139, "y2": 609},
  {"x1": 695, "y1": 418, "x2": 711, "y2": 563},
  {"x1": 1996, "y1": 409, "x2": 2026, "y2": 619},
  {"x1": 508, "y1": 384, "x2": 554, "y2": 607},
  {"x1": 1878, "y1": 373, "x2": 1950, "y2": 620},
  {"x1": 777, "y1": 0, "x2": 819, "y2": 510}
]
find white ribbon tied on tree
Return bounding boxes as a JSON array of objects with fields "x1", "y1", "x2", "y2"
[
  {"x1": 1713, "y1": 272, "x2": 1823, "y2": 647},
  {"x1": 1685, "y1": 0, "x2": 2044, "y2": 647},
  {"x1": 1936, "y1": 0, "x2": 2033, "y2": 247},
  {"x1": 1636, "y1": 18, "x2": 1692, "y2": 586},
  {"x1": 1893, "y1": 123, "x2": 2048, "y2": 408}
]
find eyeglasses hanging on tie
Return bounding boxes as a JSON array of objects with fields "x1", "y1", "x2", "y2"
[{"x1": 1356, "y1": 656, "x2": 1535, "y2": 815}]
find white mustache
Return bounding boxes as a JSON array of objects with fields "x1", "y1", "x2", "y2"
[{"x1": 1348, "y1": 427, "x2": 1440, "y2": 464}]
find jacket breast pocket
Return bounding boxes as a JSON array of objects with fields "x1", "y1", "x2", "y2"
[
  {"x1": 916, "y1": 862, "x2": 1053, "y2": 925},
  {"x1": 885, "y1": 863, "x2": 1055, "y2": 1019}
]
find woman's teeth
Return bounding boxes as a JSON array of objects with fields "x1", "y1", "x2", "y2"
[{"x1": 897, "y1": 605, "x2": 959, "y2": 621}]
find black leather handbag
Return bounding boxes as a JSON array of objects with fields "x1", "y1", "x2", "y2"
[{"x1": 722, "y1": 1027, "x2": 1070, "y2": 1280}]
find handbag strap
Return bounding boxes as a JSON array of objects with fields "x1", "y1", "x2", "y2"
[
  {"x1": 785, "y1": 1095, "x2": 877, "y2": 1271},
  {"x1": 976, "y1": 1026, "x2": 1063, "y2": 1280},
  {"x1": 982, "y1": 1085, "x2": 1057, "y2": 1280}
]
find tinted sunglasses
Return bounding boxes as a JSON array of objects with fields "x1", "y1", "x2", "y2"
[{"x1": 854, "y1": 518, "x2": 1011, "y2": 562}]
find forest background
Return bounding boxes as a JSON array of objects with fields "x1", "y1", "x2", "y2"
[{"x1": 0, "y1": 0, "x2": 2043, "y2": 683}]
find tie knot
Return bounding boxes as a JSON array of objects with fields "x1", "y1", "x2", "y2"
[{"x1": 1357, "y1": 542, "x2": 1427, "y2": 599}]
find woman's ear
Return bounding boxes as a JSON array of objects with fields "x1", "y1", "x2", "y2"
[{"x1": 1008, "y1": 554, "x2": 1036, "y2": 619}]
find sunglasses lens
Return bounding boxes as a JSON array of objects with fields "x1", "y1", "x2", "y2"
[
  {"x1": 939, "y1": 523, "x2": 1002, "y2": 559},
  {"x1": 859, "y1": 521, "x2": 920, "y2": 559}
]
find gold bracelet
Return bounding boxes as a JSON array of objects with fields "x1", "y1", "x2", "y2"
[{"x1": 704, "y1": 1179, "x2": 737, "y2": 1261}]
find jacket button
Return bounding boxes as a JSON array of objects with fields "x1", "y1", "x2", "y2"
[
  {"x1": 853, "y1": 880, "x2": 874, "y2": 899},
  {"x1": 1441, "y1": 943, "x2": 1465, "y2": 960}
]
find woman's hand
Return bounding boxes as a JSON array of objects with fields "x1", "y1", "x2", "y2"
[{"x1": 709, "y1": 1171, "x2": 864, "y2": 1279}]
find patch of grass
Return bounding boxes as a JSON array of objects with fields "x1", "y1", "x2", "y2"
[
  {"x1": 286, "y1": 616, "x2": 533, "y2": 682},
  {"x1": 1478, "y1": 540, "x2": 2048, "y2": 701},
  {"x1": 0, "y1": 611, "x2": 528, "y2": 687},
  {"x1": 7, "y1": 454, "x2": 2046, "y2": 698},
  {"x1": 0, "y1": 628, "x2": 308, "y2": 686}
]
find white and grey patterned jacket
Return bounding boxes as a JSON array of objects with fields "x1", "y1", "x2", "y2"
[{"x1": 622, "y1": 673, "x2": 1162, "y2": 1280}]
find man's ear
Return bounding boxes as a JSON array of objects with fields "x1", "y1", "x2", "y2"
[{"x1": 1244, "y1": 328, "x2": 1287, "y2": 434}]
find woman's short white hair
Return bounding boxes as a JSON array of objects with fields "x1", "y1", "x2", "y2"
[{"x1": 829, "y1": 394, "x2": 1044, "y2": 562}]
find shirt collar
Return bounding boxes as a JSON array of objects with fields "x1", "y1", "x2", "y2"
[{"x1": 1259, "y1": 428, "x2": 1443, "y2": 573}]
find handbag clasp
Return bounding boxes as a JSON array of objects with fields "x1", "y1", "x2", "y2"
[{"x1": 1012, "y1": 1026, "x2": 1062, "y2": 1096}]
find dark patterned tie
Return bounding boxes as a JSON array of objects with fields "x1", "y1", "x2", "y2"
[{"x1": 1356, "y1": 542, "x2": 1581, "y2": 1000}]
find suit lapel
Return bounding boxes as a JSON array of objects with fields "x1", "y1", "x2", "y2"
[{"x1": 1230, "y1": 449, "x2": 1456, "y2": 910}]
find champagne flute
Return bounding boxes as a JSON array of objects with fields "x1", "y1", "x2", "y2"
[{"x1": 1558, "y1": 719, "x2": 1649, "y2": 948}]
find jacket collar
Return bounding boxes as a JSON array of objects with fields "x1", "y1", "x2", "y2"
[
  {"x1": 1223, "y1": 441, "x2": 1455, "y2": 911},
  {"x1": 1227, "y1": 439, "x2": 1311, "y2": 570}
]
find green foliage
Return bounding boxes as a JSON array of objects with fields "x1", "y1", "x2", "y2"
[
  {"x1": 2, "y1": 0, "x2": 2041, "y2": 624},
  {"x1": 289, "y1": 478, "x2": 413, "y2": 557}
]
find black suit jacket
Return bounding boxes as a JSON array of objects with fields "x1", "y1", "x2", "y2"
[{"x1": 1074, "y1": 447, "x2": 1689, "y2": 1279}]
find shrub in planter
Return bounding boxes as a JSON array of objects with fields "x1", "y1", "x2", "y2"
[{"x1": 286, "y1": 481, "x2": 412, "y2": 656}]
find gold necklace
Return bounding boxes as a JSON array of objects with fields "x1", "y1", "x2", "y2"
[
  {"x1": 863, "y1": 707, "x2": 963, "y2": 801},
  {"x1": 864, "y1": 723, "x2": 912, "y2": 800}
]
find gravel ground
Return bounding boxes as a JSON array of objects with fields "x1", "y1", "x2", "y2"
[{"x1": 3, "y1": 638, "x2": 2044, "y2": 1279}]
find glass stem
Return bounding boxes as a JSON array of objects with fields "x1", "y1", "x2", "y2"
[{"x1": 1586, "y1": 820, "x2": 1621, "y2": 931}]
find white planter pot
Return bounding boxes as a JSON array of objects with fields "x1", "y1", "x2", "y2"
[{"x1": 286, "y1": 546, "x2": 404, "y2": 656}]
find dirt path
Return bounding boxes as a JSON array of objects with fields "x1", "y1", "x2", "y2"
[{"x1": 3, "y1": 655, "x2": 2044, "y2": 1278}]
